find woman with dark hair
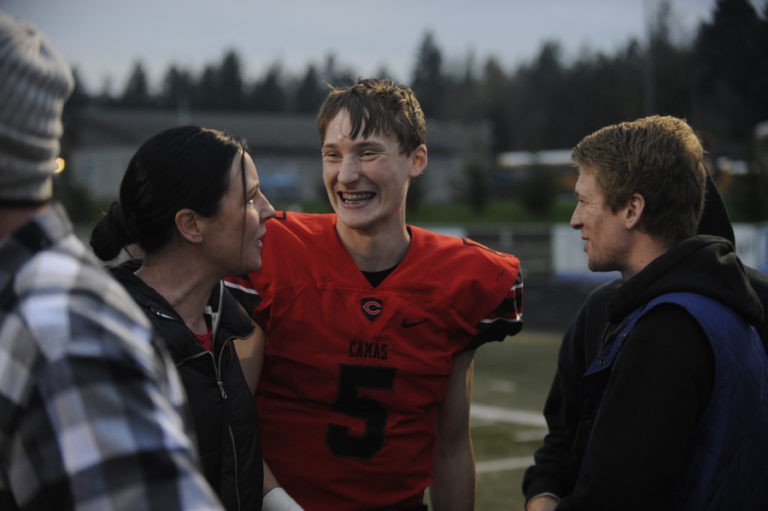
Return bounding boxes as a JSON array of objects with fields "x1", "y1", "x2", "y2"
[{"x1": 91, "y1": 126, "x2": 301, "y2": 510}]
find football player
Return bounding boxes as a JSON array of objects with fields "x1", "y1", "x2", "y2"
[{"x1": 227, "y1": 78, "x2": 524, "y2": 511}]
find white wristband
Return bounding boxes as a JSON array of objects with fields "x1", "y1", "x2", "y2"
[{"x1": 263, "y1": 487, "x2": 304, "y2": 511}]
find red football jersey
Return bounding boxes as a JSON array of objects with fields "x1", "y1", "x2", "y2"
[{"x1": 227, "y1": 212, "x2": 523, "y2": 510}]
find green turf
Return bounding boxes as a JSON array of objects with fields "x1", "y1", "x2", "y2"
[
  {"x1": 471, "y1": 330, "x2": 561, "y2": 510},
  {"x1": 423, "y1": 331, "x2": 563, "y2": 510},
  {"x1": 472, "y1": 422, "x2": 546, "y2": 460},
  {"x1": 472, "y1": 331, "x2": 561, "y2": 412},
  {"x1": 475, "y1": 468, "x2": 530, "y2": 510}
]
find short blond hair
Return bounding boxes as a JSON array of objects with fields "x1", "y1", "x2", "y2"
[{"x1": 572, "y1": 115, "x2": 707, "y2": 246}]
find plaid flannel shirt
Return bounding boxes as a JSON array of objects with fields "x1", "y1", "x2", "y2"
[{"x1": 0, "y1": 204, "x2": 222, "y2": 510}]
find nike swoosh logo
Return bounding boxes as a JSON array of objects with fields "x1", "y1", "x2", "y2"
[{"x1": 401, "y1": 318, "x2": 428, "y2": 328}]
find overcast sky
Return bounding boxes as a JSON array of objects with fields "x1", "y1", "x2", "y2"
[{"x1": 2, "y1": 0, "x2": 764, "y2": 94}]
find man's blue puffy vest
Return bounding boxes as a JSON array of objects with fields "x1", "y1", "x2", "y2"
[{"x1": 578, "y1": 292, "x2": 768, "y2": 510}]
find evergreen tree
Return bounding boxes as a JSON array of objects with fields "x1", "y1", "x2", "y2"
[
  {"x1": 195, "y1": 64, "x2": 220, "y2": 110},
  {"x1": 517, "y1": 162, "x2": 558, "y2": 218},
  {"x1": 478, "y1": 57, "x2": 513, "y2": 152},
  {"x1": 161, "y1": 65, "x2": 194, "y2": 110},
  {"x1": 251, "y1": 63, "x2": 287, "y2": 112},
  {"x1": 520, "y1": 41, "x2": 568, "y2": 148},
  {"x1": 120, "y1": 60, "x2": 151, "y2": 107},
  {"x1": 294, "y1": 64, "x2": 326, "y2": 113},
  {"x1": 693, "y1": 0, "x2": 766, "y2": 143},
  {"x1": 322, "y1": 53, "x2": 355, "y2": 87},
  {"x1": 645, "y1": 0, "x2": 694, "y2": 118},
  {"x1": 219, "y1": 49, "x2": 245, "y2": 109},
  {"x1": 66, "y1": 67, "x2": 90, "y2": 109},
  {"x1": 462, "y1": 160, "x2": 490, "y2": 214},
  {"x1": 96, "y1": 76, "x2": 114, "y2": 107},
  {"x1": 410, "y1": 31, "x2": 445, "y2": 118},
  {"x1": 440, "y1": 50, "x2": 481, "y2": 122}
]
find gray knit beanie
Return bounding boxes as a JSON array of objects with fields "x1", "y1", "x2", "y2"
[{"x1": 0, "y1": 11, "x2": 74, "y2": 202}]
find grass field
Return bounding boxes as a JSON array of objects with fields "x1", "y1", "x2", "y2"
[{"x1": 426, "y1": 330, "x2": 563, "y2": 510}]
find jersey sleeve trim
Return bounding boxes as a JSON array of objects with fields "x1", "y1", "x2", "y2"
[{"x1": 469, "y1": 273, "x2": 524, "y2": 350}]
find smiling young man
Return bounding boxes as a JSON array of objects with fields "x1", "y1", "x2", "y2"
[
  {"x1": 226, "y1": 78, "x2": 523, "y2": 510},
  {"x1": 541, "y1": 115, "x2": 768, "y2": 511}
]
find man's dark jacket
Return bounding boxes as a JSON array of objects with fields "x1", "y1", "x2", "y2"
[
  {"x1": 111, "y1": 260, "x2": 263, "y2": 511},
  {"x1": 561, "y1": 236, "x2": 766, "y2": 509},
  {"x1": 523, "y1": 176, "x2": 768, "y2": 508}
]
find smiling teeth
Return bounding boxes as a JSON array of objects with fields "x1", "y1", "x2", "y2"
[{"x1": 340, "y1": 192, "x2": 374, "y2": 203}]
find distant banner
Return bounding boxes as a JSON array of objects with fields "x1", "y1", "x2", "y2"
[
  {"x1": 552, "y1": 223, "x2": 768, "y2": 282},
  {"x1": 733, "y1": 223, "x2": 768, "y2": 275}
]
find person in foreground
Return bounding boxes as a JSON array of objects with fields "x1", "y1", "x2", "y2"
[
  {"x1": 0, "y1": 13, "x2": 222, "y2": 510},
  {"x1": 90, "y1": 126, "x2": 302, "y2": 510},
  {"x1": 527, "y1": 115, "x2": 768, "y2": 511},
  {"x1": 522, "y1": 171, "x2": 768, "y2": 511},
  {"x1": 226, "y1": 78, "x2": 524, "y2": 510}
]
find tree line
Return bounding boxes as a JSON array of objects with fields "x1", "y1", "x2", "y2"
[{"x1": 65, "y1": 0, "x2": 768, "y2": 219}]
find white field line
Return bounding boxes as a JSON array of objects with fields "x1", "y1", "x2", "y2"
[
  {"x1": 470, "y1": 403, "x2": 544, "y2": 474},
  {"x1": 476, "y1": 456, "x2": 534, "y2": 474},
  {"x1": 470, "y1": 403, "x2": 546, "y2": 427}
]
